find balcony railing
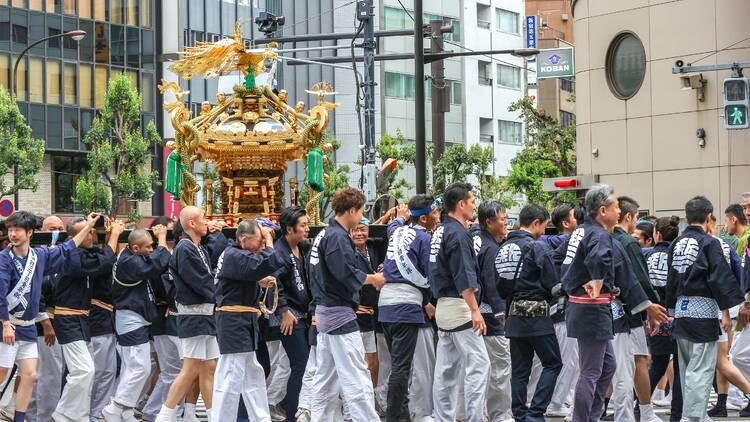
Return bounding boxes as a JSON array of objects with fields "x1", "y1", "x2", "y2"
[
  {"x1": 478, "y1": 76, "x2": 492, "y2": 86},
  {"x1": 477, "y1": 19, "x2": 491, "y2": 30},
  {"x1": 479, "y1": 134, "x2": 494, "y2": 143}
]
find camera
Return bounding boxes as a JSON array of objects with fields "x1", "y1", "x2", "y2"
[
  {"x1": 675, "y1": 59, "x2": 684, "y2": 68},
  {"x1": 255, "y1": 12, "x2": 285, "y2": 36}
]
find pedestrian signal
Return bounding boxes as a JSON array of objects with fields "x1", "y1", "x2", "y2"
[{"x1": 724, "y1": 77, "x2": 749, "y2": 129}]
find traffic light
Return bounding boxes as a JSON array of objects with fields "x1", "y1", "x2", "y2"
[{"x1": 724, "y1": 77, "x2": 749, "y2": 129}]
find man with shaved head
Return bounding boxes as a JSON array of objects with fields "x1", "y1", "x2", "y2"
[
  {"x1": 156, "y1": 206, "x2": 227, "y2": 422},
  {"x1": 26, "y1": 216, "x2": 67, "y2": 422},
  {"x1": 103, "y1": 225, "x2": 169, "y2": 421}
]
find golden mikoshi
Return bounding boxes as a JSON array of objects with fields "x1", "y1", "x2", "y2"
[{"x1": 160, "y1": 21, "x2": 338, "y2": 225}]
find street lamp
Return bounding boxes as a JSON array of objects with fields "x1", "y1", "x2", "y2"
[{"x1": 10, "y1": 29, "x2": 86, "y2": 207}]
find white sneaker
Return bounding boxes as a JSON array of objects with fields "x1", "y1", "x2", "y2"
[
  {"x1": 154, "y1": 406, "x2": 178, "y2": 422},
  {"x1": 181, "y1": 413, "x2": 201, "y2": 422},
  {"x1": 651, "y1": 388, "x2": 666, "y2": 403},
  {"x1": 727, "y1": 399, "x2": 743, "y2": 410},
  {"x1": 295, "y1": 409, "x2": 311, "y2": 422},
  {"x1": 546, "y1": 407, "x2": 570, "y2": 417},
  {"x1": 639, "y1": 404, "x2": 661, "y2": 422},
  {"x1": 121, "y1": 409, "x2": 139, "y2": 422},
  {"x1": 412, "y1": 416, "x2": 434, "y2": 422},
  {"x1": 654, "y1": 392, "x2": 672, "y2": 407},
  {"x1": 102, "y1": 403, "x2": 124, "y2": 422},
  {"x1": 269, "y1": 403, "x2": 286, "y2": 421}
]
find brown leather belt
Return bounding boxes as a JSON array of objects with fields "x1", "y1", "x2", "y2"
[
  {"x1": 54, "y1": 307, "x2": 90, "y2": 317},
  {"x1": 91, "y1": 299, "x2": 113, "y2": 312},
  {"x1": 216, "y1": 305, "x2": 262, "y2": 316}
]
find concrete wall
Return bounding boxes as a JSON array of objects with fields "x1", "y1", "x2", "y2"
[{"x1": 574, "y1": 0, "x2": 750, "y2": 215}]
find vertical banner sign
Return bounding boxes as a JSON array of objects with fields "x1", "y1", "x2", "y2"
[{"x1": 526, "y1": 16, "x2": 536, "y2": 62}]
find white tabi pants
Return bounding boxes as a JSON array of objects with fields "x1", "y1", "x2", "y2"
[
  {"x1": 409, "y1": 326, "x2": 436, "y2": 418},
  {"x1": 677, "y1": 339, "x2": 717, "y2": 419},
  {"x1": 310, "y1": 331, "x2": 379, "y2": 422},
  {"x1": 375, "y1": 332, "x2": 391, "y2": 410},
  {"x1": 612, "y1": 331, "x2": 635, "y2": 422},
  {"x1": 729, "y1": 325, "x2": 750, "y2": 399},
  {"x1": 298, "y1": 345, "x2": 317, "y2": 412},
  {"x1": 548, "y1": 322, "x2": 579, "y2": 411},
  {"x1": 484, "y1": 335, "x2": 513, "y2": 422},
  {"x1": 433, "y1": 329, "x2": 490, "y2": 422},
  {"x1": 27, "y1": 338, "x2": 64, "y2": 422},
  {"x1": 90, "y1": 334, "x2": 117, "y2": 421},
  {"x1": 212, "y1": 351, "x2": 271, "y2": 421},
  {"x1": 142, "y1": 336, "x2": 182, "y2": 421},
  {"x1": 53, "y1": 340, "x2": 95, "y2": 422},
  {"x1": 266, "y1": 339, "x2": 291, "y2": 406},
  {"x1": 112, "y1": 343, "x2": 151, "y2": 408}
]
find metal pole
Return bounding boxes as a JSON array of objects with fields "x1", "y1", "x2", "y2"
[
  {"x1": 10, "y1": 30, "x2": 86, "y2": 208},
  {"x1": 360, "y1": 0, "x2": 377, "y2": 203},
  {"x1": 430, "y1": 20, "x2": 447, "y2": 192},
  {"x1": 252, "y1": 26, "x2": 451, "y2": 45},
  {"x1": 414, "y1": 0, "x2": 426, "y2": 194}
]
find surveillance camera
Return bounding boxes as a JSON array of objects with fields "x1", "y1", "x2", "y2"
[
  {"x1": 675, "y1": 59, "x2": 684, "y2": 68},
  {"x1": 695, "y1": 128, "x2": 706, "y2": 139}
]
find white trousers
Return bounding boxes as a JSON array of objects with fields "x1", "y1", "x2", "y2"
[
  {"x1": 27, "y1": 338, "x2": 64, "y2": 422},
  {"x1": 212, "y1": 351, "x2": 271, "y2": 421},
  {"x1": 484, "y1": 335, "x2": 513, "y2": 422},
  {"x1": 90, "y1": 335, "x2": 117, "y2": 421},
  {"x1": 409, "y1": 326, "x2": 436, "y2": 418},
  {"x1": 53, "y1": 340, "x2": 95, "y2": 422},
  {"x1": 612, "y1": 331, "x2": 635, "y2": 422},
  {"x1": 548, "y1": 322, "x2": 579, "y2": 411},
  {"x1": 266, "y1": 339, "x2": 291, "y2": 406},
  {"x1": 433, "y1": 329, "x2": 490, "y2": 422},
  {"x1": 310, "y1": 331, "x2": 379, "y2": 422},
  {"x1": 142, "y1": 336, "x2": 182, "y2": 421},
  {"x1": 374, "y1": 332, "x2": 391, "y2": 409},
  {"x1": 298, "y1": 345, "x2": 317, "y2": 412},
  {"x1": 112, "y1": 342, "x2": 151, "y2": 408}
]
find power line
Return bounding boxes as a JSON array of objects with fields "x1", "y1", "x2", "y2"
[
  {"x1": 272, "y1": 1, "x2": 357, "y2": 37},
  {"x1": 690, "y1": 35, "x2": 750, "y2": 66}
]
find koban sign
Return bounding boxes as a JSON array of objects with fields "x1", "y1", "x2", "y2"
[{"x1": 537, "y1": 47, "x2": 575, "y2": 79}]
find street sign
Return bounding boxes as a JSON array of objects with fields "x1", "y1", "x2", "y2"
[
  {"x1": 724, "y1": 77, "x2": 749, "y2": 129},
  {"x1": 542, "y1": 175, "x2": 594, "y2": 192},
  {"x1": 526, "y1": 16, "x2": 536, "y2": 62},
  {"x1": 537, "y1": 47, "x2": 575, "y2": 79},
  {"x1": 0, "y1": 199, "x2": 14, "y2": 217}
]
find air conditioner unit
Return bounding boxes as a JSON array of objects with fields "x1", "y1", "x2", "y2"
[{"x1": 561, "y1": 13, "x2": 569, "y2": 21}]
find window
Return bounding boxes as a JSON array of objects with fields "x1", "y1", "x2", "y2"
[
  {"x1": 496, "y1": 64, "x2": 520, "y2": 89},
  {"x1": 110, "y1": 24, "x2": 124, "y2": 65},
  {"x1": 451, "y1": 81, "x2": 462, "y2": 105},
  {"x1": 28, "y1": 12, "x2": 44, "y2": 55},
  {"x1": 47, "y1": 105, "x2": 62, "y2": 148},
  {"x1": 141, "y1": 29, "x2": 153, "y2": 69},
  {"x1": 126, "y1": 0, "x2": 137, "y2": 26},
  {"x1": 80, "y1": 0, "x2": 92, "y2": 18},
  {"x1": 0, "y1": 9, "x2": 10, "y2": 51},
  {"x1": 11, "y1": 9, "x2": 27, "y2": 50},
  {"x1": 384, "y1": 72, "x2": 415, "y2": 99},
  {"x1": 28, "y1": 57, "x2": 42, "y2": 102},
  {"x1": 62, "y1": 0, "x2": 75, "y2": 14},
  {"x1": 496, "y1": 8, "x2": 519, "y2": 34},
  {"x1": 0, "y1": 54, "x2": 9, "y2": 90},
  {"x1": 63, "y1": 17, "x2": 77, "y2": 59},
  {"x1": 29, "y1": 0, "x2": 43, "y2": 10},
  {"x1": 477, "y1": 3, "x2": 491, "y2": 29},
  {"x1": 94, "y1": 22, "x2": 108, "y2": 63},
  {"x1": 126, "y1": 27, "x2": 139, "y2": 67},
  {"x1": 79, "y1": 63, "x2": 92, "y2": 107},
  {"x1": 46, "y1": 60, "x2": 60, "y2": 103},
  {"x1": 79, "y1": 20, "x2": 94, "y2": 61},
  {"x1": 561, "y1": 77, "x2": 575, "y2": 93},
  {"x1": 64, "y1": 107, "x2": 78, "y2": 149},
  {"x1": 94, "y1": 0, "x2": 105, "y2": 20},
  {"x1": 561, "y1": 110, "x2": 575, "y2": 128},
  {"x1": 52, "y1": 154, "x2": 88, "y2": 213},
  {"x1": 606, "y1": 32, "x2": 646, "y2": 99},
  {"x1": 110, "y1": 0, "x2": 123, "y2": 24},
  {"x1": 478, "y1": 61, "x2": 491, "y2": 85},
  {"x1": 29, "y1": 104, "x2": 44, "y2": 139},
  {"x1": 446, "y1": 18, "x2": 460, "y2": 42},
  {"x1": 95, "y1": 65, "x2": 106, "y2": 107},
  {"x1": 12, "y1": 55, "x2": 24, "y2": 100},
  {"x1": 142, "y1": 72, "x2": 153, "y2": 112},
  {"x1": 498, "y1": 120, "x2": 522, "y2": 145},
  {"x1": 64, "y1": 62, "x2": 76, "y2": 104},
  {"x1": 384, "y1": 7, "x2": 407, "y2": 30},
  {"x1": 140, "y1": 0, "x2": 151, "y2": 27}
]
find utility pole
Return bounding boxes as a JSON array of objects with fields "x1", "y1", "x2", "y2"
[
  {"x1": 414, "y1": 0, "x2": 426, "y2": 194},
  {"x1": 356, "y1": 0, "x2": 378, "y2": 203},
  {"x1": 430, "y1": 20, "x2": 448, "y2": 192}
]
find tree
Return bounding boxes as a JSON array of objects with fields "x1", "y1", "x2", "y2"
[
  {"x1": 74, "y1": 74, "x2": 162, "y2": 221},
  {"x1": 0, "y1": 88, "x2": 45, "y2": 198},
  {"x1": 374, "y1": 130, "x2": 415, "y2": 200},
  {"x1": 505, "y1": 97, "x2": 578, "y2": 207}
]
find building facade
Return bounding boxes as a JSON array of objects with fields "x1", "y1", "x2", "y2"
[
  {"x1": 573, "y1": 0, "x2": 750, "y2": 215},
  {"x1": 3, "y1": 0, "x2": 159, "y2": 216}
]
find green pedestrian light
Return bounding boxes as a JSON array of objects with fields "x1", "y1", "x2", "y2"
[{"x1": 724, "y1": 77, "x2": 750, "y2": 129}]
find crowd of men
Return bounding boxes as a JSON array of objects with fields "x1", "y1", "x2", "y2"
[{"x1": 1, "y1": 182, "x2": 750, "y2": 422}]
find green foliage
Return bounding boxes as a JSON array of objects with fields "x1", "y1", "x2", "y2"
[
  {"x1": 74, "y1": 74, "x2": 163, "y2": 220},
  {"x1": 431, "y1": 143, "x2": 515, "y2": 204},
  {"x1": 375, "y1": 130, "x2": 415, "y2": 199},
  {"x1": 0, "y1": 87, "x2": 45, "y2": 197},
  {"x1": 505, "y1": 97, "x2": 578, "y2": 208}
]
